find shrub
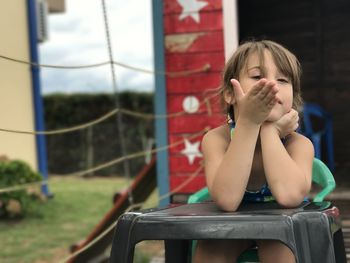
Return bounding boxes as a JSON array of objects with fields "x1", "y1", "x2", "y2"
[{"x1": 0, "y1": 157, "x2": 44, "y2": 218}]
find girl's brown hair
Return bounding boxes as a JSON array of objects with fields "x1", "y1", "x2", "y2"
[{"x1": 220, "y1": 40, "x2": 303, "y2": 119}]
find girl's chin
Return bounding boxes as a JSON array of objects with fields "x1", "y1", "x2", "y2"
[{"x1": 267, "y1": 105, "x2": 291, "y2": 122}]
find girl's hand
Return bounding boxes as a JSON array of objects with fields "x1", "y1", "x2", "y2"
[
  {"x1": 230, "y1": 79, "x2": 281, "y2": 125},
  {"x1": 267, "y1": 109, "x2": 299, "y2": 138}
]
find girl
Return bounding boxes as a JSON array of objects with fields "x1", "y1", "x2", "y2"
[{"x1": 194, "y1": 40, "x2": 314, "y2": 263}]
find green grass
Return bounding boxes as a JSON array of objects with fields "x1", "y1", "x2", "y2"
[{"x1": 0, "y1": 176, "x2": 136, "y2": 263}]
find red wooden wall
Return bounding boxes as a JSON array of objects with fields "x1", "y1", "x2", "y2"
[{"x1": 163, "y1": 0, "x2": 226, "y2": 194}]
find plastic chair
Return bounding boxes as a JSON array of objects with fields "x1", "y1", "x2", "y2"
[
  {"x1": 301, "y1": 103, "x2": 335, "y2": 171},
  {"x1": 188, "y1": 158, "x2": 335, "y2": 262}
]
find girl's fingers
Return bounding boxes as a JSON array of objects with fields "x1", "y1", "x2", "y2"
[
  {"x1": 264, "y1": 89, "x2": 279, "y2": 103},
  {"x1": 259, "y1": 82, "x2": 278, "y2": 101},
  {"x1": 265, "y1": 89, "x2": 280, "y2": 106},
  {"x1": 249, "y1": 79, "x2": 267, "y2": 95},
  {"x1": 267, "y1": 96, "x2": 278, "y2": 107},
  {"x1": 230, "y1": 79, "x2": 245, "y2": 101}
]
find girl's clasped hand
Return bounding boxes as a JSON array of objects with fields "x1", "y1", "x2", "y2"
[{"x1": 230, "y1": 78, "x2": 299, "y2": 138}]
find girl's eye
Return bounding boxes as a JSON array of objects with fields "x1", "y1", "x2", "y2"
[
  {"x1": 278, "y1": 78, "x2": 289, "y2": 83},
  {"x1": 251, "y1": 75, "x2": 261, "y2": 80}
]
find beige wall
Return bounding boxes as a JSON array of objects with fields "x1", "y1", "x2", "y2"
[{"x1": 0, "y1": 1, "x2": 37, "y2": 170}]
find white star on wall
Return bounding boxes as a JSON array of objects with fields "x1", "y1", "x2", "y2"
[
  {"x1": 177, "y1": 0, "x2": 208, "y2": 23},
  {"x1": 181, "y1": 139, "x2": 203, "y2": 164}
]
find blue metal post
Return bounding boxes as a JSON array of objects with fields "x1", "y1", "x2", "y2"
[
  {"x1": 27, "y1": 0, "x2": 50, "y2": 196},
  {"x1": 152, "y1": 0, "x2": 170, "y2": 205}
]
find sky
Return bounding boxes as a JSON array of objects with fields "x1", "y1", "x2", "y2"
[{"x1": 39, "y1": 0, "x2": 154, "y2": 94}]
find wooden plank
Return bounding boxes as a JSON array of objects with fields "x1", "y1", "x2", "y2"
[
  {"x1": 170, "y1": 172, "x2": 205, "y2": 178},
  {"x1": 69, "y1": 158, "x2": 157, "y2": 262},
  {"x1": 169, "y1": 174, "x2": 206, "y2": 193},
  {"x1": 164, "y1": 1, "x2": 225, "y2": 194},
  {"x1": 168, "y1": 114, "x2": 225, "y2": 133},
  {"x1": 169, "y1": 155, "x2": 204, "y2": 172},
  {"x1": 167, "y1": 93, "x2": 222, "y2": 114},
  {"x1": 166, "y1": 73, "x2": 222, "y2": 94},
  {"x1": 163, "y1": 0, "x2": 222, "y2": 15},
  {"x1": 164, "y1": 10, "x2": 223, "y2": 34},
  {"x1": 168, "y1": 135, "x2": 205, "y2": 155},
  {"x1": 165, "y1": 31, "x2": 224, "y2": 54},
  {"x1": 166, "y1": 51, "x2": 224, "y2": 72}
]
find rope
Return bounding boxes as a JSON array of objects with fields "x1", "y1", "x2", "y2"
[
  {"x1": 101, "y1": 0, "x2": 133, "y2": 205},
  {"x1": 0, "y1": 109, "x2": 120, "y2": 135},
  {"x1": 52, "y1": 127, "x2": 208, "y2": 177},
  {"x1": 158, "y1": 164, "x2": 203, "y2": 200},
  {"x1": 0, "y1": 54, "x2": 210, "y2": 76},
  {"x1": 0, "y1": 91, "x2": 219, "y2": 136},
  {"x1": 0, "y1": 54, "x2": 109, "y2": 69},
  {"x1": 115, "y1": 61, "x2": 210, "y2": 76},
  {"x1": 0, "y1": 180, "x2": 48, "y2": 194},
  {"x1": 0, "y1": 127, "x2": 209, "y2": 194}
]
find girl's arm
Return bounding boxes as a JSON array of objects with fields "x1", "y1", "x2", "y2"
[
  {"x1": 260, "y1": 123, "x2": 314, "y2": 207},
  {"x1": 202, "y1": 120, "x2": 260, "y2": 211},
  {"x1": 203, "y1": 79, "x2": 280, "y2": 211}
]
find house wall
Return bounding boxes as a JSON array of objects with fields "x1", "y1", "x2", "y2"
[{"x1": 0, "y1": 1, "x2": 37, "y2": 169}]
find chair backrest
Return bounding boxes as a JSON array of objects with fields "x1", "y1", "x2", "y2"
[
  {"x1": 188, "y1": 158, "x2": 335, "y2": 204},
  {"x1": 312, "y1": 158, "x2": 336, "y2": 202},
  {"x1": 302, "y1": 103, "x2": 332, "y2": 136}
]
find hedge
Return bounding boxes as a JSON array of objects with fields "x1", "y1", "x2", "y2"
[{"x1": 43, "y1": 92, "x2": 154, "y2": 176}]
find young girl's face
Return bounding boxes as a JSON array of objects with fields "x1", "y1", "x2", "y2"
[{"x1": 238, "y1": 49, "x2": 293, "y2": 122}]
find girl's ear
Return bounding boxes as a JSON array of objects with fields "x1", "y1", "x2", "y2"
[{"x1": 224, "y1": 89, "x2": 235, "y2": 105}]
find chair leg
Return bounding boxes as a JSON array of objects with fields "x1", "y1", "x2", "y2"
[
  {"x1": 110, "y1": 215, "x2": 138, "y2": 263},
  {"x1": 333, "y1": 229, "x2": 347, "y2": 263},
  {"x1": 165, "y1": 240, "x2": 190, "y2": 263}
]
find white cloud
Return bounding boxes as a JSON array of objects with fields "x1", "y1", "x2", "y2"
[{"x1": 39, "y1": 0, "x2": 154, "y2": 94}]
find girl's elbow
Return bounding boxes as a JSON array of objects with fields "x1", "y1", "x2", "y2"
[
  {"x1": 276, "y1": 197, "x2": 302, "y2": 208},
  {"x1": 275, "y1": 191, "x2": 306, "y2": 208},
  {"x1": 210, "y1": 184, "x2": 242, "y2": 212},
  {"x1": 218, "y1": 201, "x2": 240, "y2": 212},
  {"x1": 214, "y1": 195, "x2": 241, "y2": 212}
]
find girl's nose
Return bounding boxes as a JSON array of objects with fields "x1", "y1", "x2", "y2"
[
  {"x1": 267, "y1": 79, "x2": 277, "y2": 85},
  {"x1": 265, "y1": 79, "x2": 278, "y2": 88}
]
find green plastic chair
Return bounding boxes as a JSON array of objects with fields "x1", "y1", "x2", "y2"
[{"x1": 188, "y1": 158, "x2": 336, "y2": 263}]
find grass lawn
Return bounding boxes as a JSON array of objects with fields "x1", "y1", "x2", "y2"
[{"x1": 0, "y1": 176, "x2": 159, "y2": 263}]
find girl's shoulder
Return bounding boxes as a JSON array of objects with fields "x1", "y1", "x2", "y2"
[
  {"x1": 203, "y1": 124, "x2": 230, "y2": 141},
  {"x1": 284, "y1": 132, "x2": 314, "y2": 150},
  {"x1": 202, "y1": 125, "x2": 231, "y2": 150}
]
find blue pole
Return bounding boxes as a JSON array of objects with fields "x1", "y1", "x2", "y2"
[
  {"x1": 152, "y1": 0, "x2": 170, "y2": 205},
  {"x1": 27, "y1": 0, "x2": 50, "y2": 196}
]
